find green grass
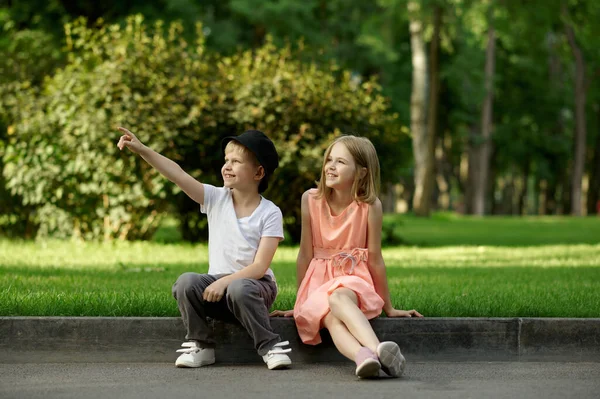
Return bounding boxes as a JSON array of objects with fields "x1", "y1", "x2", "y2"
[
  {"x1": 1, "y1": 215, "x2": 599, "y2": 317},
  {"x1": 386, "y1": 213, "x2": 600, "y2": 247}
]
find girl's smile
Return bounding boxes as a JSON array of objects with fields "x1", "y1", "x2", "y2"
[{"x1": 324, "y1": 143, "x2": 357, "y2": 189}]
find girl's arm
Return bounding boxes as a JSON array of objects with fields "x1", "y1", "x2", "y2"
[
  {"x1": 367, "y1": 199, "x2": 423, "y2": 318},
  {"x1": 296, "y1": 190, "x2": 314, "y2": 289},
  {"x1": 117, "y1": 127, "x2": 205, "y2": 204}
]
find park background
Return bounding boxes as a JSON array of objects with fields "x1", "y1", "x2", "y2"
[{"x1": 0, "y1": 0, "x2": 599, "y2": 317}]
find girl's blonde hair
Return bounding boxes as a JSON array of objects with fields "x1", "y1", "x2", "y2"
[{"x1": 315, "y1": 135, "x2": 380, "y2": 204}]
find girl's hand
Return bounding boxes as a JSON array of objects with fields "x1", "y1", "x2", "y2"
[
  {"x1": 117, "y1": 127, "x2": 145, "y2": 154},
  {"x1": 385, "y1": 308, "x2": 423, "y2": 318},
  {"x1": 270, "y1": 309, "x2": 294, "y2": 317}
]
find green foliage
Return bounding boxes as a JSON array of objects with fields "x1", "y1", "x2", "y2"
[
  {"x1": 3, "y1": 16, "x2": 211, "y2": 240},
  {"x1": 0, "y1": 17, "x2": 64, "y2": 85},
  {"x1": 2, "y1": 16, "x2": 405, "y2": 241},
  {"x1": 0, "y1": 8, "x2": 66, "y2": 238},
  {"x1": 381, "y1": 216, "x2": 405, "y2": 246},
  {"x1": 3, "y1": 0, "x2": 598, "y2": 233},
  {"x1": 192, "y1": 38, "x2": 403, "y2": 241}
]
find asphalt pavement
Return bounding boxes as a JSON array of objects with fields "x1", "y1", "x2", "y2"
[{"x1": 1, "y1": 361, "x2": 598, "y2": 399}]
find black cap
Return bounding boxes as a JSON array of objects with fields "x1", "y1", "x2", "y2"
[{"x1": 221, "y1": 130, "x2": 279, "y2": 193}]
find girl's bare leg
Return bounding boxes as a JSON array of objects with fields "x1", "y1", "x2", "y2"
[
  {"x1": 328, "y1": 287, "x2": 380, "y2": 352},
  {"x1": 322, "y1": 312, "x2": 362, "y2": 360}
]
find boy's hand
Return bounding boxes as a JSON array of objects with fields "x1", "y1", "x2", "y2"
[
  {"x1": 270, "y1": 310, "x2": 294, "y2": 317},
  {"x1": 117, "y1": 127, "x2": 145, "y2": 154},
  {"x1": 385, "y1": 308, "x2": 423, "y2": 318},
  {"x1": 203, "y1": 279, "x2": 228, "y2": 302}
]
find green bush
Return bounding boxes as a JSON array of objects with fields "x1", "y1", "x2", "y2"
[
  {"x1": 381, "y1": 216, "x2": 405, "y2": 247},
  {"x1": 3, "y1": 16, "x2": 212, "y2": 240},
  {"x1": 0, "y1": 11, "x2": 65, "y2": 238},
  {"x1": 2, "y1": 15, "x2": 407, "y2": 242},
  {"x1": 183, "y1": 39, "x2": 405, "y2": 242}
]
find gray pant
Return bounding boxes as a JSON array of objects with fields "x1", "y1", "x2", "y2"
[{"x1": 172, "y1": 272, "x2": 281, "y2": 356}]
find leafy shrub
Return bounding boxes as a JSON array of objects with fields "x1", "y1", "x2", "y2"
[{"x1": 2, "y1": 15, "x2": 407, "y2": 242}]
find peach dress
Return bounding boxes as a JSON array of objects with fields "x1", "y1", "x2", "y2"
[{"x1": 293, "y1": 189, "x2": 384, "y2": 345}]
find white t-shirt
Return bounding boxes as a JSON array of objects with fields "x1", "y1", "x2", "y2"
[{"x1": 200, "y1": 184, "x2": 284, "y2": 279}]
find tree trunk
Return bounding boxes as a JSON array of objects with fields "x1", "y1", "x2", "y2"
[
  {"x1": 465, "y1": 127, "x2": 478, "y2": 215},
  {"x1": 472, "y1": 9, "x2": 496, "y2": 216},
  {"x1": 563, "y1": 4, "x2": 587, "y2": 215},
  {"x1": 500, "y1": 171, "x2": 515, "y2": 215},
  {"x1": 381, "y1": 182, "x2": 397, "y2": 213},
  {"x1": 487, "y1": 147, "x2": 498, "y2": 215},
  {"x1": 408, "y1": 0, "x2": 433, "y2": 216},
  {"x1": 547, "y1": 31, "x2": 566, "y2": 216},
  {"x1": 517, "y1": 159, "x2": 530, "y2": 215},
  {"x1": 587, "y1": 106, "x2": 600, "y2": 215},
  {"x1": 560, "y1": 173, "x2": 572, "y2": 215},
  {"x1": 545, "y1": 179, "x2": 558, "y2": 215},
  {"x1": 539, "y1": 179, "x2": 547, "y2": 215},
  {"x1": 436, "y1": 135, "x2": 452, "y2": 210},
  {"x1": 426, "y1": 6, "x2": 443, "y2": 214}
]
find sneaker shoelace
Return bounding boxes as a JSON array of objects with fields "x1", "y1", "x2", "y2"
[
  {"x1": 176, "y1": 341, "x2": 201, "y2": 354},
  {"x1": 265, "y1": 341, "x2": 292, "y2": 357}
]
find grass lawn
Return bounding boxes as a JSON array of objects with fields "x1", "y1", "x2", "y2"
[
  {"x1": 386, "y1": 212, "x2": 600, "y2": 247},
  {"x1": 1, "y1": 214, "x2": 599, "y2": 317}
]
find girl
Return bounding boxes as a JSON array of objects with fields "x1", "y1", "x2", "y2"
[{"x1": 272, "y1": 135, "x2": 422, "y2": 378}]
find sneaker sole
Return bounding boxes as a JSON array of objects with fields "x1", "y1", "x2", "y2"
[
  {"x1": 355, "y1": 358, "x2": 381, "y2": 379},
  {"x1": 377, "y1": 342, "x2": 405, "y2": 377},
  {"x1": 267, "y1": 359, "x2": 292, "y2": 370},
  {"x1": 175, "y1": 359, "x2": 215, "y2": 368}
]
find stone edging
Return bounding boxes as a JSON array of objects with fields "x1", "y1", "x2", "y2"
[{"x1": 1, "y1": 317, "x2": 599, "y2": 363}]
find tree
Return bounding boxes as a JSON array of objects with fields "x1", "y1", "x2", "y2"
[
  {"x1": 471, "y1": 3, "x2": 496, "y2": 216},
  {"x1": 562, "y1": 2, "x2": 587, "y2": 215},
  {"x1": 407, "y1": 0, "x2": 431, "y2": 215}
]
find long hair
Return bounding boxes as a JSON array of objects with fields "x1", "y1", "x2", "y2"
[{"x1": 315, "y1": 135, "x2": 380, "y2": 204}]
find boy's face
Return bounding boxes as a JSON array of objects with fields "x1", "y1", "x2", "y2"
[{"x1": 222, "y1": 146, "x2": 263, "y2": 191}]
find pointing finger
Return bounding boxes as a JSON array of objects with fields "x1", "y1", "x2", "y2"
[{"x1": 118, "y1": 127, "x2": 135, "y2": 138}]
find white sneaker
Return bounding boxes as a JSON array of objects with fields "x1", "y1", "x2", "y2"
[
  {"x1": 262, "y1": 341, "x2": 292, "y2": 370},
  {"x1": 376, "y1": 341, "x2": 406, "y2": 377},
  {"x1": 175, "y1": 341, "x2": 215, "y2": 368}
]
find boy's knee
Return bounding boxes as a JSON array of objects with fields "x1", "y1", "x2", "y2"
[
  {"x1": 175, "y1": 272, "x2": 198, "y2": 288},
  {"x1": 226, "y1": 279, "x2": 256, "y2": 303},
  {"x1": 172, "y1": 272, "x2": 203, "y2": 298}
]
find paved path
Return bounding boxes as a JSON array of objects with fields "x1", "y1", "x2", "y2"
[{"x1": 1, "y1": 362, "x2": 599, "y2": 399}]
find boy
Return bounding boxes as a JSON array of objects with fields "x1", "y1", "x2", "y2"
[{"x1": 117, "y1": 127, "x2": 292, "y2": 369}]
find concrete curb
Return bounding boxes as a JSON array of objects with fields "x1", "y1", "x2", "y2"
[{"x1": 1, "y1": 317, "x2": 599, "y2": 363}]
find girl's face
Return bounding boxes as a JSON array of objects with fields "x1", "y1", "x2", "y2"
[{"x1": 324, "y1": 142, "x2": 360, "y2": 191}]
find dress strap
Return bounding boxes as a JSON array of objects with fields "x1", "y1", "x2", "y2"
[{"x1": 313, "y1": 247, "x2": 368, "y2": 275}]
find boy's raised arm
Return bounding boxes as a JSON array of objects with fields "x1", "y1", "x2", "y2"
[{"x1": 117, "y1": 127, "x2": 205, "y2": 205}]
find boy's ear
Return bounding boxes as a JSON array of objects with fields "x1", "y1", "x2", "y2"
[{"x1": 255, "y1": 165, "x2": 265, "y2": 181}]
